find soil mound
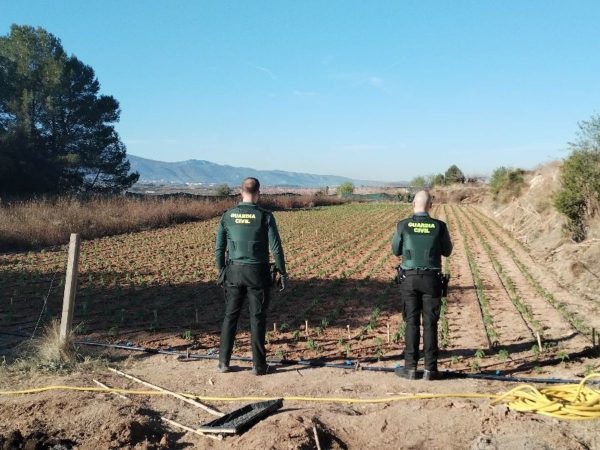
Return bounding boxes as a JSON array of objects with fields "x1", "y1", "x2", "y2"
[{"x1": 431, "y1": 184, "x2": 488, "y2": 204}]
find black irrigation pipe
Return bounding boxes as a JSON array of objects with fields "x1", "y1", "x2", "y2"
[
  {"x1": 76, "y1": 340, "x2": 596, "y2": 384},
  {"x1": 0, "y1": 331, "x2": 30, "y2": 338}
]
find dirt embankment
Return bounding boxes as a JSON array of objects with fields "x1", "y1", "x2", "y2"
[
  {"x1": 479, "y1": 162, "x2": 600, "y2": 303},
  {"x1": 431, "y1": 184, "x2": 488, "y2": 204}
]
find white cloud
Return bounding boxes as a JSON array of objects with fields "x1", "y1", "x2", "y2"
[{"x1": 251, "y1": 64, "x2": 278, "y2": 81}]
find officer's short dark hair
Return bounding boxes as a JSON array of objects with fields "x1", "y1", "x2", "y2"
[{"x1": 241, "y1": 177, "x2": 260, "y2": 194}]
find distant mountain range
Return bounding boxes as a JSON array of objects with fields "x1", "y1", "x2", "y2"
[{"x1": 128, "y1": 155, "x2": 387, "y2": 187}]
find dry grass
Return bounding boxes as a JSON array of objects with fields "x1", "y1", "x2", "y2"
[
  {"x1": 31, "y1": 320, "x2": 78, "y2": 365},
  {"x1": 0, "y1": 194, "x2": 343, "y2": 251},
  {"x1": 2, "y1": 320, "x2": 117, "y2": 374},
  {"x1": 1, "y1": 320, "x2": 80, "y2": 373}
]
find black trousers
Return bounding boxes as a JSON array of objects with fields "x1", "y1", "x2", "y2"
[
  {"x1": 219, "y1": 264, "x2": 270, "y2": 370},
  {"x1": 400, "y1": 272, "x2": 443, "y2": 371}
]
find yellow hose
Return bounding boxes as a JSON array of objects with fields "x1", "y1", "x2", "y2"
[{"x1": 1, "y1": 373, "x2": 599, "y2": 420}]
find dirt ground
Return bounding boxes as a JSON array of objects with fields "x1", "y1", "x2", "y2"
[{"x1": 1, "y1": 352, "x2": 600, "y2": 450}]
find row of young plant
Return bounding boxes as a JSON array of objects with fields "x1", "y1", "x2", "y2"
[
  {"x1": 287, "y1": 244, "x2": 401, "y2": 357},
  {"x1": 439, "y1": 245, "x2": 450, "y2": 349},
  {"x1": 433, "y1": 205, "x2": 451, "y2": 349},
  {"x1": 271, "y1": 210, "x2": 399, "y2": 322},
  {"x1": 282, "y1": 205, "x2": 386, "y2": 268},
  {"x1": 289, "y1": 208, "x2": 397, "y2": 278},
  {"x1": 448, "y1": 206, "x2": 499, "y2": 347},
  {"x1": 454, "y1": 206, "x2": 542, "y2": 337},
  {"x1": 468, "y1": 207, "x2": 591, "y2": 339},
  {"x1": 268, "y1": 207, "x2": 399, "y2": 354},
  {"x1": 470, "y1": 205, "x2": 600, "y2": 308}
]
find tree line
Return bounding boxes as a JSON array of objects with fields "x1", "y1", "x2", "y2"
[
  {"x1": 0, "y1": 25, "x2": 138, "y2": 197},
  {"x1": 410, "y1": 164, "x2": 467, "y2": 188}
]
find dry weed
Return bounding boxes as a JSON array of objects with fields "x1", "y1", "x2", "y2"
[{"x1": 0, "y1": 194, "x2": 343, "y2": 251}]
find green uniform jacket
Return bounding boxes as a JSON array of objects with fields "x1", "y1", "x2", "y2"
[
  {"x1": 391, "y1": 212, "x2": 452, "y2": 270},
  {"x1": 215, "y1": 202, "x2": 286, "y2": 274}
]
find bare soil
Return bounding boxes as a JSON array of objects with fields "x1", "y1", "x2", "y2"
[{"x1": 1, "y1": 354, "x2": 600, "y2": 450}]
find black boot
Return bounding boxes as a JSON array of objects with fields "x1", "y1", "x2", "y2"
[
  {"x1": 251, "y1": 365, "x2": 270, "y2": 376},
  {"x1": 217, "y1": 362, "x2": 231, "y2": 373},
  {"x1": 395, "y1": 367, "x2": 419, "y2": 380},
  {"x1": 423, "y1": 370, "x2": 441, "y2": 381}
]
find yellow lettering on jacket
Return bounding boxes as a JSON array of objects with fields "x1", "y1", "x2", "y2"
[{"x1": 408, "y1": 222, "x2": 435, "y2": 234}]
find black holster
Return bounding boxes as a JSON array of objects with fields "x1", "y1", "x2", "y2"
[
  {"x1": 440, "y1": 273, "x2": 450, "y2": 297},
  {"x1": 394, "y1": 266, "x2": 406, "y2": 285},
  {"x1": 269, "y1": 263, "x2": 280, "y2": 287}
]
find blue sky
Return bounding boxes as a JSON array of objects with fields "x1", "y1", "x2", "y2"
[{"x1": 2, "y1": 1, "x2": 600, "y2": 181}]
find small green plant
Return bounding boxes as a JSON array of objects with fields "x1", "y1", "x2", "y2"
[
  {"x1": 292, "y1": 330, "x2": 301, "y2": 341},
  {"x1": 531, "y1": 344, "x2": 540, "y2": 358},
  {"x1": 181, "y1": 329, "x2": 193, "y2": 341},
  {"x1": 274, "y1": 349, "x2": 285, "y2": 359},
  {"x1": 344, "y1": 342, "x2": 352, "y2": 358},
  {"x1": 534, "y1": 365, "x2": 543, "y2": 374},
  {"x1": 374, "y1": 336, "x2": 384, "y2": 359},
  {"x1": 584, "y1": 364, "x2": 596, "y2": 376},
  {"x1": 392, "y1": 323, "x2": 406, "y2": 344},
  {"x1": 307, "y1": 339, "x2": 317, "y2": 351},
  {"x1": 470, "y1": 360, "x2": 480, "y2": 372},
  {"x1": 279, "y1": 323, "x2": 290, "y2": 332},
  {"x1": 474, "y1": 349, "x2": 486, "y2": 359},
  {"x1": 557, "y1": 350, "x2": 570, "y2": 363},
  {"x1": 498, "y1": 349, "x2": 510, "y2": 362},
  {"x1": 450, "y1": 356, "x2": 460, "y2": 366}
]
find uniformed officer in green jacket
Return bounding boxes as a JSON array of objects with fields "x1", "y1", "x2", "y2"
[
  {"x1": 392, "y1": 190, "x2": 452, "y2": 381},
  {"x1": 215, "y1": 177, "x2": 287, "y2": 375}
]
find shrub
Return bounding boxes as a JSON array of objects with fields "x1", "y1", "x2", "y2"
[
  {"x1": 410, "y1": 176, "x2": 427, "y2": 188},
  {"x1": 554, "y1": 115, "x2": 600, "y2": 241},
  {"x1": 432, "y1": 173, "x2": 446, "y2": 186},
  {"x1": 215, "y1": 184, "x2": 232, "y2": 196},
  {"x1": 554, "y1": 150, "x2": 600, "y2": 241},
  {"x1": 337, "y1": 182, "x2": 355, "y2": 196},
  {"x1": 445, "y1": 165, "x2": 465, "y2": 184},
  {"x1": 489, "y1": 166, "x2": 526, "y2": 200}
]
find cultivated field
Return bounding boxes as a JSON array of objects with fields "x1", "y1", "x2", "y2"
[
  {"x1": 2, "y1": 203, "x2": 600, "y2": 448},
  {"x1": 1, "y1": 203, "x2": 598, "y2": 376}
]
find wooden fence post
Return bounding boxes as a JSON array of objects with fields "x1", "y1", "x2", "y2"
[{"x1": 60, "y1": 233, "x2": 81, "y2": 342}]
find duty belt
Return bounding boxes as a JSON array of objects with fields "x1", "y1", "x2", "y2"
[
  {"x1": 228, "y1": 260, "x2": 269, "y2": 267},
  {"x1": 402, "y1": 268, "x2": 442, "y2": 276}
]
